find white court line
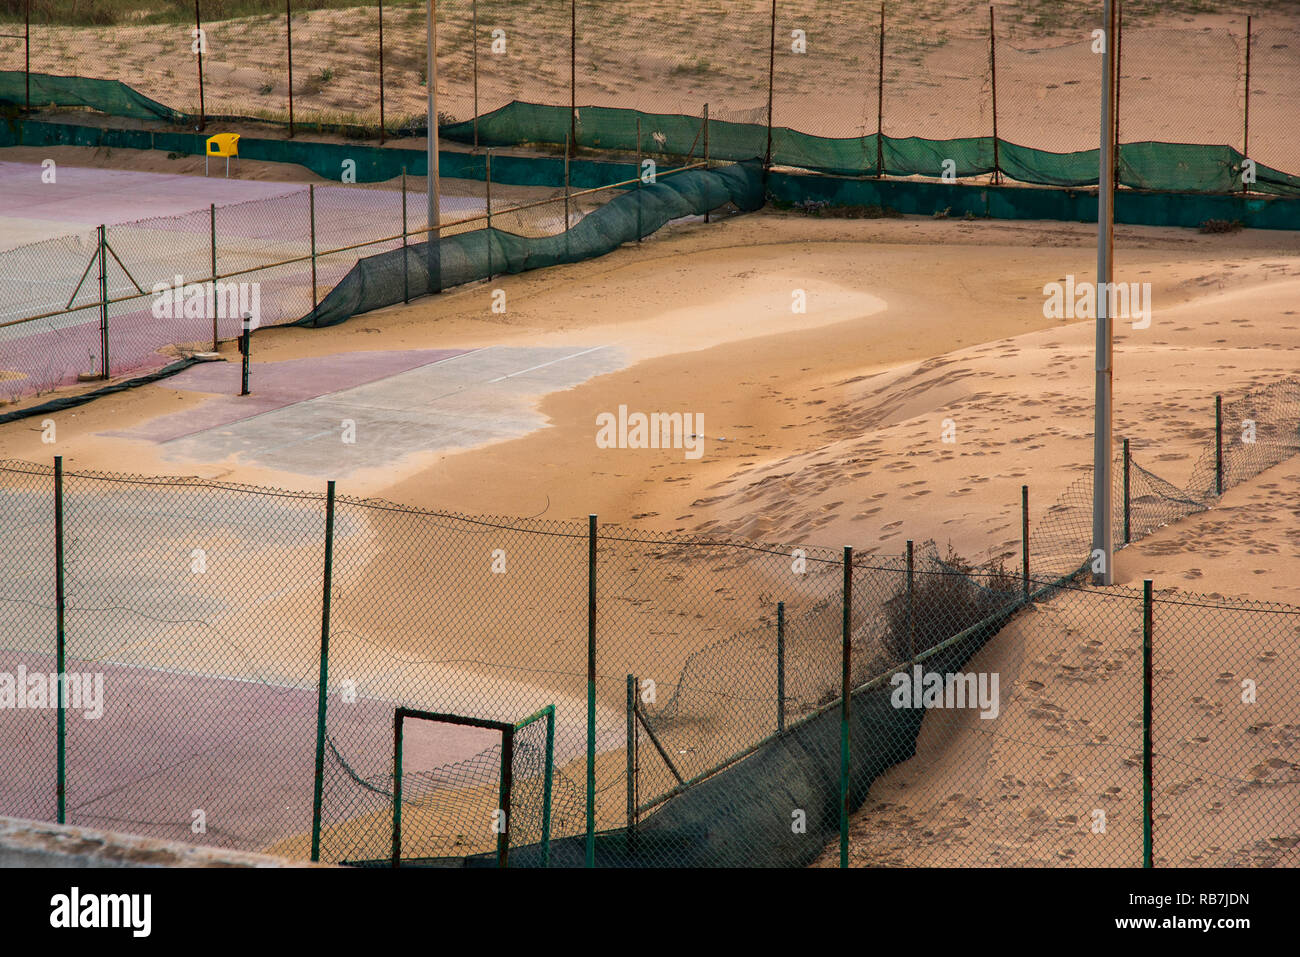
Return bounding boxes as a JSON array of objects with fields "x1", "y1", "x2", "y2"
[{"x1": 486, "y1": 345, "x2": 610, "y2": 383}]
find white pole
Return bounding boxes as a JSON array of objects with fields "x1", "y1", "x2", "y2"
[
  {"x1": 1093, "y1": 0, "x2": 1117, "y2": 585},
  {"x1": 427, "y1": 0, "x2": 441, "y2": 290}
]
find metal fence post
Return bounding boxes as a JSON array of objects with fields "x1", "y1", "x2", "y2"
[
  {"x1": 625, "y1": 673, "x2": 636, "y2": 838},
  {"x1": 776, "y1": 601, "x2": 785, "y2": 733},
  {"x1": 635, "y1": 117, "x2": 643, "y2": 242},
  {"x1": 54, "y1": 456, "x2": 66, "y2": 825},
  {"x1": 1142, "y1": 578, "x2": 1153, "y2": 868},
  {"x1": 1114, "y1": 0, "x2": 1123, "y2": 183},
  {"x1": 1215, "y1": 393, "x2": 1223, "y2": 495},
  {"x1": 485, "y1": 148, "x2": 493, "y2": 279},
  {"x1": 309, "y1": 479, "x2": 337, "y2": 863},
  {"x1": 1243, "y1": 14, "x2": 1251, "y2": 193},
  {"x1": 542, "y1": 707, "x2": 555, "y2": 867},
  {"x1": 401, "y1": 167, "x2": 409, "y2": 303},
  {"x1": 703, "y1": 103, "x2": 711, "y2": 223},
  {"x1": 875, "y1": 3, "x2": 885, "y2": 178},
  {"x1": 378, "y1": 0, "x2": 386, "y2": 143},
  {"x1": 563, "y1": 135, "x2": 570, "y2": 252},
  {"x1": 194, "y1": 0, "x2": 205, "y2": 131},
  {"x1": 569, "y1": 0, "x2": 577, "y2": 155},
  {"x1": 497, "y1": 725, "x2": 514, "y2": 868},
  {"x1": 472, "y1": 0, "x2": 479, "y2": 150},
  {"x1": 586, "y1": 513, "x2": 597, "y2": 868},
  {"x1": 390, "y1": 710, "x2": 403, "y2": 867},
  {"x1": 209, "y1": 204, "x2": 218, "y2": 350},
  {"x1": 989, "y1": 4, "x2": 1001, "y2": 185},
  {"x1": 764, "y1": 0, "x2": 776, "y2": 176},
  {"x1": 840, "y1": 545, "x2": 852, "y2": 869},
  {"x1": 24, "y1": 0, "x2": 30, "y2": 113},
  {"x1": 309, "y1": 184, "x2": 318, "y2": 325},
  {"x1": 1123, "y1": 438, "x2": 1131, "y2": 544},
  {"x1": 1021, "y1": 485, "x2": 1030, "y2": 600},
  {"x1": 905, "y1": 539, "x2": 914, "y2": 658},
  {"x1": 97, "y1": 225, "x2": 108, "y2": 379},
  {"x1": 239, "y1": 312, "x2": 251, "y2": 396},
  {"x1": 286, "y1": 0, "x2": 295, "y2": 138}
]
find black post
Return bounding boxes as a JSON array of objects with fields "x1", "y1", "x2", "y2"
[
  {"x1": 239, "y1": 312, "x2": 251, "y2": 395},
  {"x1": 1115, "y1": 0, "x2": 1123, "y2": 183},
  {"x1": 875, "y1": 3, "x2": 885, "y2": 178},
  {"x1": 401, "y1": 167, "x2": 409, "y2": 303},
  {"x1": 764, "y1": 0, "x2": 776, "y2": 175},
  {"x1": 97, "y1": 225, "x2": 108, "y2": 379},
  {"x1": 286, "y1": 0, "x2": 295, "y2": 138},
  {"x1": 390, "y1": 710, "x2": 403, "y2": 867},
  {"x1": 54, "y1": 456, "x2": 66, "y2": 825},
  {"x1": 585, "y1": 513, "x2": 596, "y2": 868},
  {"x1": 989, "y1": 5, "x2": 1001, "y2": 185},
  {"x1": 625, "y1": 674, "x2": 635, "y2": 835},
  {"x1": 1021, "y1": 485, "x2": 1029, "y2": 601},
  {"x1": 1215, "y1": 393, "x2": 1223, "y2": 495},
  {"x1": 309, "y1": 479, "x2": 336, "y2": 862},
  {"x1": 194, "y1": 0, "x2": 205, "y2": 132},
  {"x1": 635, "y1": 117, "x2": 642, "y2": 242},
  {"x1": 569, "y1": 0, "x2": 576, "y2": 155},
  {"x1": 1142, "y1": 578, "x2": 1153, "y2": 868},
  {"x1": 498, "y1": 726, "x2": 514, "y2": 868},
  {"x1": 839, "y1": 546, "x2": 852, "y2": 869},
  {"x1": 24, "y1": 0, "x2": 30, "y2": 112},
  {"x1": 472, "y1": 0, "x2": 479, "y2": 150},
  {"x1": 309, "y1": 183, "x2": 317, "y2": 325},
  {"x1": 378, "y1": 0, "x2": 385, "y2": 143},
  {"x1": 905, "y1": 539, "x2": 914, "y2": 658},
  {"x1": 485, "y1": 148, "x2": 494, "y2": 279},
  {"x1": 776, "y1": 600, "x2": 785, "y2": 733},
  {"x1": 209, "y1": 203, "x2": 218, "y2": 350},
  {"x1": 1123, "y1": 438, "x2": 1131, "y2": 544},
  {"x1": 1243, "y1": 14, "x2": 1251, "y2": 193}
]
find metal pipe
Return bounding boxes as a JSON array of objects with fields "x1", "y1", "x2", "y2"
[
  {"x1": 1093, "y1": 0, "x2": 1117, "y2": 586},
  {"x1": 839, "y1": 545, "x2": 852, "y2": 868},
  {"x1": 54, "y1": 455, "x2": 66, "y2": 825},
  {"x1": 1021, "y1": 485, "x2": 1030, "y2": 600},
  {"x1": 194, "y1": 0, "x2": 205, "y2": 131},
  {"x1": 586, "y1": 513, "x2": 596, "y2": 868},
  {"x1": 286, "y1": 0, "x2": 295, "y2": 138},
  {"x1": 764, "y1": 0, "x2": 776, "y2": 175},
  {"x1": 210, "y1": 203, "x2": 218, "y2": 350},
  {"x1": 876, "y1": 3, "x2": 885, "y2": 178},
  {"x1": 1142, "y1": 578, "x2": 1153, "y2": 868},
  {"x1": 776, "y1": 601, "x2": 785, "y2": 733},
  {"x1": 427, "y1": 0, "x2": 441, "y2": 294},
  {"x1": 309, "y1": 479, "x2": 336, "y2": 862},
  {"x1": 989, "y1": 5, "x2": 1000, "y2": 185},
  {"x1": 378, "y1": 0, "x2": 386, "y2": 143}
]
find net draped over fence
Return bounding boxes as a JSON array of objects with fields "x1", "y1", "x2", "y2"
[{"x1": 1, "y1": 371, "x2": 1296, "y2": 867}]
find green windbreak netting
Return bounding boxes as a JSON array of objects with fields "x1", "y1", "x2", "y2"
[
  {"x1": 4, "y1": 71, "x2": 1300, "y2": 198},
  {"x1": 0, "y1": 71, "x2": 181, "y2": 123},
  {"x1": 298, "y1": 161, "x2": 764, "y2": 328}
]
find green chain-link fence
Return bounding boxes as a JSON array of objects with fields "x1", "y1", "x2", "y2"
[{"x1": 1, "y1": 368, "x2": 1296, "y2": 866}]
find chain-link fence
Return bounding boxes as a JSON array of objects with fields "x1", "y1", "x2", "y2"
[
  {"x1": 1, "y1": 368, "x2": 1296, "y2": 866},
  {"x1": 1, "y1": 3, "x2": 1297, "y2": 184}
]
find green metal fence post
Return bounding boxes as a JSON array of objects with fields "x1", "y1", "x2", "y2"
[
  {"x1": 485, "y1": 148, "x2": 493, "y2": 280},
  {"x1": 875, "y1": 3, "x2": 885, "y2": 178},
  {"x1": 1243, "y1": 14, "x2": 1251, "y2": 193},
  {"x1": 24, "y1": 0, "x2": 30, "y2": 112},
  {"x1": 764, "y1": 0, "x2": 776, "y2": 176},
  {"x1": 542, "y1": 707, "x2": 554, "y2": 868},
  {"x1": 194, "y1": 0, "x2": 205, "y2": 132},
  {"x1": 309, "y1": 184, "x2": 318, "y2": 326},
  {"x1": 1215, "y1": 393, "x2": 1223, "y2": 495},
  {"x1": 309, "y1": 479, "x2": 337, "y2": 862},
  {"x1": 625, "y1": 673, "x2": 635, "y2": 836},
  {"x1": 1123, "y1": 438, "x2": 1131, "y2": 544},
  {"x1": 776, "y1": 601, "x2": 785, "y2": 733},
  {"x1": 905, "y1": 539, "x2": 914, "y2": 658},
  {"x1": 1021, "y1": 485, "x2": 1029, "y2": 601},
  {"x1": 401, "y1": 167, "x2": 409, "y2": 304},
  {"x1": 635, "y1": 117, "x2": 643, "y2": 242},
  {"x1": 286, "y1": 0, "x2": 295, "y2": 138},
  {"x1": 840, "y1": 545, "x2": 852, "y2": 869},
  {"x1": 378, "y1": 0, "x2": 385, "y2": 143},
  {"x1": 586, "y1": 513, "x2": 597, "y2": 867},
  {"x1": 391, "y1": 709, "x2": 403, "y2": 867},
  {"x1": 1142, "y1": 578, "x2": 1153, "y2": 868},
  {"x1": 54, "y1": 456, "x2": 66, "y2": 825},
  {"x1": 498, "y1": 725, "x2": 514, "y2": 868},
  {"x1": 989, "y1": 4, "x2": 1001, "y2": 185}
]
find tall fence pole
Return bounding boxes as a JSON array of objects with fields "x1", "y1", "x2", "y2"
[
  {"x1": 635, "y1": 117, "x2": 643, "y2": 242},
  {"x1": 401, "y1": 167, "x2": 409, "y2": 303},
  {"x1": 1093, "y1": 0, "x2": 1118, "y2": 586},
  {"x1": 1123, "y1": 438, "x2": 1131, "y2": 544},
  {"x1": 1243, "y1": 14, "x2": 1251, "y2": 193},
  {"x1": 764, "y1": 0, "x2": 776, "y2": 175},
  {"x1": 497, "y1": 726, "x2": 513, "y2": 868},
  {"x1": 542, "y1": 708, "x2": 555, "y2": 867},
  {"x1": 97, "y1": 225, "x2": 108, "y2": 379},
  {"x1": 905, "y1": 539, "x2": 914, "y2": 658},
  {"x1": 703, "y1": 103, "x2": 710, "y2": 223},
  {"x1": 563, "y1": 134, "x2": 571, "y2": 232},
  {"x1": 1142, "y1": 578, "x2": 1153, "y2": 868},
  {"x1": 378, "y1": 0, "x2": 386, "y2": 143},
  {"x1": 1114, "y1": 0, "x2": 1123, "y2": 183},
  {"x1": 194, "y1": 0, "x2": 205, "y2": 132},
  {"x1": 989, "y1": 5, "x2": 1001, "y2": 185},
  {"x1": 839, "y1": 545, "x2": 853, "y2": 869},
  {"x1": 1021, "y1": 485, "x2": 1030, "y2": 600},
  {"x1": 472, "y1": 0, "x2": 479, "y2": 150},
  {"x1": 209, "y1": 204, "x2": 218, "y2": 350},
  {"x1": 309, "y1": 479, "x2": 337, "y2": 863},
  {"x1": 286, "y1": 0, "x2": 294, "y2": 138},
  {"x1": 24, "y1": 0, "x2": 30, "y2": 112},
  {"x1": 586, "y1": 513, "x2": 597, "y2": 868},
  {"x1": 1214, "y1": 393, "x2": 1224, "y2": 495},
  {"x1": 569, "y1": 0, "x2": 576, "y2": 155},
  {"x1": 426, "y1": 0, "x2": 441, "y2": 294},
  {"x1": 625, "y1": 674, "x2": 636, "y2": 840},
  {"x1": 54, "y1": 455, "x2": 66, "y2": 825},
  {"x1": 309, "y1": 184, "x2": 318, "y2": 325},
  {"x1": 390, "y1": 711, "x2": 403, "y2": 867},
  {"x1": 776, "y1": 601, "x2": 785, "y2": 733},
  {"x1": 239, "y1": 313, "x2": 251, "y2": 395},
  {"x1": 875, "y1": 3, "x2": 885, "y2": 178},
  {"x1": 485, "y1": 148, "x2": 493, "y2": 279}
]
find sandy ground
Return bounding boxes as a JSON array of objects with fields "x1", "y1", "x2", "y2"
[{"x1": 3, "y1": 204, "x2": 1298, "y2": 864}]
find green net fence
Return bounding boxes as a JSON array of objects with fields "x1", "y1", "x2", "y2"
[
  {"x1": 1, "y1": 3, "x2": 1297, "y2": 192},
  {"x1": 1, "y1": 366, "x2": 1296, "y2": 866}
]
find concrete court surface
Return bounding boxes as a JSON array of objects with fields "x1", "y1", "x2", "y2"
[{"x1": 108, "y1": 344, "x2": 627, "y2": 478}]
